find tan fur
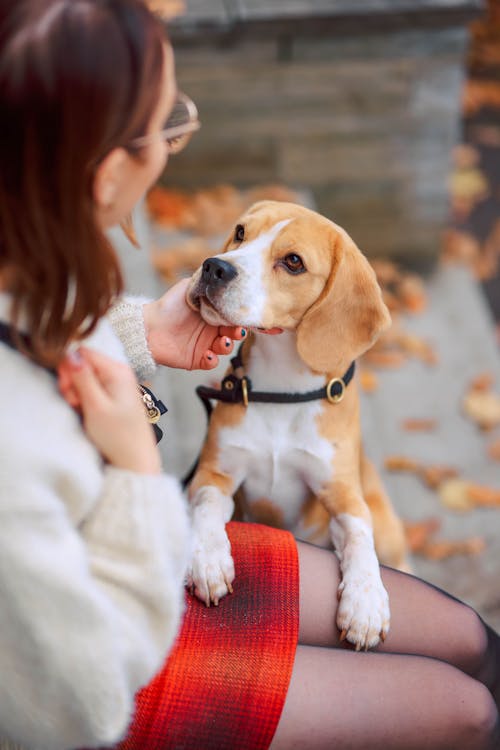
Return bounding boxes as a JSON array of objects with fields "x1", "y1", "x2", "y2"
[
  {"x1": 188, "y1": 400, "x2": 246, "y2": 498},
  {"x1": 188, "y1": 200, "x2": 409, "y2": 572}
]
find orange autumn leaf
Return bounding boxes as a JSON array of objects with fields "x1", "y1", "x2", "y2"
[
  {"x1": 420, "y1": 537, "x2": 486, "y2": 560},
  {"x1": 401, "y1": 418, "x2": 438, "y2": 432},
  {"x1": 487, "y1": 438, "x2": 500, "y2": 462},
  {"x1": 359, "y1": 369, "x2": 379, "y2": 393},
  {"x1": 384, "y1": 456, "x2": 421, "y2": 473},
  {"x1": 419, "y1": 465, "x2": 460, "y2": 489}
]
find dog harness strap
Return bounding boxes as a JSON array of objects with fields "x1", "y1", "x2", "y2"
[{"x1": 196, "y1": 360, "x2": 356, "y2": 407}]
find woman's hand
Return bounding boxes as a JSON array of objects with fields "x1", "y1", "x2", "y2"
[
  {"x1": 58, "y1": 348, "x2": 161, "y2": 475},
  {"x1": 142, "y1": 278, "x2": 246, "y2": 371}
]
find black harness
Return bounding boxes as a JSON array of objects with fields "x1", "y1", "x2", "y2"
[{"x1": 0, "y1": 321, "x2": 167, "y2": 443}]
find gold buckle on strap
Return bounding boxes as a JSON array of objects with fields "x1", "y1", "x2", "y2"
[
  {"x1": 241, "y1": 377, "x2": 249, "y2": 407},
  {"x1": 326, "y1": 377, "x2": 346, "y2": 404}
]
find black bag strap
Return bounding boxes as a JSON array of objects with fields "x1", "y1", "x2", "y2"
[{"x1": 0, "y1": 320, "x2": 167, "y2": 443}]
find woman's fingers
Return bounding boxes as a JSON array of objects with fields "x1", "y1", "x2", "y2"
[
  {"x1": 57, "y1": 357, "x2": 81, "y2": 408},
  {"x1": 200, "y1": 350, "x2": 219, "y2": 370},
  {"x1": 218, "y1": 326, "x2": 247, "y2": 341},
  {"x1": 208, "y1": 327, "x2": 246, "y2": 357},
  {"x1": 210, "y1": 336, "x2": 235, "y2": 357},
  {"x1": 63, "y1": 350, "x2": 109, "y2": 411}
]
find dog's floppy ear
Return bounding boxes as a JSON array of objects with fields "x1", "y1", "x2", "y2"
[{"x1": 297, "y1": 227, "x2": 391, "y2": 375}]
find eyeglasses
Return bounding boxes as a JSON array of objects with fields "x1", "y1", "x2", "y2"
[{"x1": 128, "y1": 91, "x2": 200, "y2": 154}]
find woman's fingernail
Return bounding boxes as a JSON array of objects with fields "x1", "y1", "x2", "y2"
[
  {"x1": 224, "y1": 338, "x2": 231, "y2": 348},
  {"x1": 206, "y1": 353, "x2": 213, "y2": 361},
  {"x1": 241, "y1": 328, "x2": 247, "y2": 337},
  {"x1": 68, "y1": 349, "x2": 83, "y2": 368}
]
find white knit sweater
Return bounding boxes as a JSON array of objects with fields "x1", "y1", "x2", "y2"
[{"x1": 0, "y1": 293, "x2": 191, "y2": 750}]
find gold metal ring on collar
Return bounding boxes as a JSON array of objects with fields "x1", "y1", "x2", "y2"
[{"x1": 326, "y1": 377, "x2": 346, "y2": 404}]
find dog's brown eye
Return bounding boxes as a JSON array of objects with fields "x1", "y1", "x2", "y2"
[
  {"x1": 283, "y1": 253, "x2": 305, "y2": 274},
  {"x1": 234, "y1": 224, "x2": 245, "y2": 242}
]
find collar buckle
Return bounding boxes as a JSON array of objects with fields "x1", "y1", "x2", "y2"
[{"x1": 326, "y1": 377, "x2": 346, "y2": 404}]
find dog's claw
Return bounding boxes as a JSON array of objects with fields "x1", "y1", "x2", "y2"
[{"x1": 336, "y1": 576, "x2": 391, "y2": 652}]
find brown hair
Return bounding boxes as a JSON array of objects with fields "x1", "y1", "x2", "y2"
[{"x1": 0, "y1": 0, "x2": 167, "y2": 366}]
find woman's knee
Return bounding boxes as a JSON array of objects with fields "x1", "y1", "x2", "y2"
[
  {"x1": 459, "y1": 680, "x2": 499, "y2": 749},
  {"x1": 453, "y1": 604, "x2": 490, "y2": 677}
]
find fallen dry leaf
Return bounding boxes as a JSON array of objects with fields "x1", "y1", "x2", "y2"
[
  {"x1": 403, "y1": 518, "x2": 486, "y2": 560},
  {"x1": 397, "y1": 275, "x2": 428, "y2": 314},
  {"x1": 438, "y1": 479, "x2": 475, "y2": 511},
  {"x1": 463, "y1": 389, "x2": 500, "y2": 431},
  {"x1": 419, "y1": 465, "x2": 460, "y2": 489},
  {"x1": 384, "y1": 456, "x2": 421, "y2": 473},
  {"x1": 358, "y1": 369, "x2": 378, "y2": 393},
  {"x1": 362, "y1": 350, "x2": 408, "y2": 369},
  {"x1": 467, "y1": 483, "x2": 500, "y2": 507},
  {"x1": 384, "y1": 457, "x2": 460, "y2": 491},
  {"x1": 487, "y1": 438, "x2": 500, "y2": 462},
  {"x1": 401, "y1": 418, "x2": 438, "y2": 432},
  {"x1": 420, "y1": 537, "x2": 486, "y2": 560},
  {"x1": 152, "y1": 238, "x2": 212, "y2": 283},
  {"x1": 470, "y1": 372, "x2": 495, "y2": 392},
  {"x1": 403, "y1": 518, "x2": 441, "y2": 552},
  {"x1": 438, "y1": 478, "x2": 500, "y2": 511},
  {"x1": 396, "y1": 333, "x2": 438, "y2": 365}
]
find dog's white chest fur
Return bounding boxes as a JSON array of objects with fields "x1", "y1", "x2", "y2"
[{"x1": 217, "y1": 333, "x2": 335, "y2": 536}]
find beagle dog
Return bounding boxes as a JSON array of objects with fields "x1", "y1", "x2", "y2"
[{"x1": 186, "y1": 200, "x2": 409, "y2": 650}]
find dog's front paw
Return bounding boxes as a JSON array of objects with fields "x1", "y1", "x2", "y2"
[
  {"x1": 186, "y1": 528, "x2": 235, "y2": 607},
  {"x1": 336, "y1": 575, "x2": 390, "y2": 650}
]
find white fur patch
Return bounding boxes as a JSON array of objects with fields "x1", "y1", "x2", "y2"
[
  {"x1": 187, "y1": 486, "x2": 235, "y2": 607},
  {"x1": 330, "y1": 513, "x2": 390, "y2": 649},
  {"x1": 211, "y1": 219, "x2": 291, "y2": 326},
  {"x1": 218, "y1": 331, "x2": 334, "y2": 537}
]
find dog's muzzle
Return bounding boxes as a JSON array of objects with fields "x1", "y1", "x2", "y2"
[{"x1": 201, "y1": 257, "x2": 238, "y2": 289}]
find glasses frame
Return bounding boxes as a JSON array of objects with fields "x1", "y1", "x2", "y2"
[{"x1": 127, "y1": 91, "x2": 200, "y2": 153}]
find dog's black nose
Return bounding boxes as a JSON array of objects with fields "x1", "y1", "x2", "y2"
[{"x1": 202, "y1": 257, "x2": 238, "y2": 287}]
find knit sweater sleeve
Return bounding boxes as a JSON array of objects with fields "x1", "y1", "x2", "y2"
[
  {"x1": 107, "y1": 296, "x2": 157, "y2": 381},
  {"x1": 0, "y1": 460, "x2": 191, "y2": 750}
]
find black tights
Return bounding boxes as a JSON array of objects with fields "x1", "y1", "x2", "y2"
[{"x1": 271, "y1": 541, "x2": 500, "y2": 750}]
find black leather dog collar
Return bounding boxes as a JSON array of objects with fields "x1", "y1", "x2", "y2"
[{"x1": 196, "y1": 342, "x2": 355, "y2": 413}]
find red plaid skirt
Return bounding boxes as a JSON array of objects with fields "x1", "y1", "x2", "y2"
[{"x1": 117, "y1": 522, "x2": 299, "y2": 750}]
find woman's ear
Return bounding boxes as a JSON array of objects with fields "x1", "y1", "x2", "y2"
[
  {"x1": 296, "y1": 227, "x2": 391, "y2": 375},
  {"x1": 93, "y1": 148, "x2": 128, "y2": 213}
]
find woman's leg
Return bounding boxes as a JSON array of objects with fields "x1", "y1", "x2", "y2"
[
  {"x1": 271, "y1": 645, "x2": 498, "y2": 749},
  {"x1": 297, "y1": 540, "x2": 500, "y2": 690},
  {"x1": 270, "y1": 541, "x2": 499, "y2": 749}
]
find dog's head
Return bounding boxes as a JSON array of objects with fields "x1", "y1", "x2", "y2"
[{"x1": 188, "y1": 200, "x2": 390, "y2": 374}]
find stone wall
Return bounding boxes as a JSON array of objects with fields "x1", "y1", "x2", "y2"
[{"x1": 165, "y1": 20, "x2": 474, "y2": 270}]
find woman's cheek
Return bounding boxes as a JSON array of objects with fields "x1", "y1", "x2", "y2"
[{"x1": 151, "y1": 142, "x2": 169, "y2": 182}]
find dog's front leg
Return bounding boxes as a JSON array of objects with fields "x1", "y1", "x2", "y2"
[
  {"x1": 187, "y1": 476, "x2": 236, "y2": 607},
  {"x1": 322, "y1": 483, "x2": 390, "y2": 650}
]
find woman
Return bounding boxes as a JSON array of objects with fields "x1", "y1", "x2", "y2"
[{"x1": 0, "y1": 2, "x2": 498, "y2": 749}]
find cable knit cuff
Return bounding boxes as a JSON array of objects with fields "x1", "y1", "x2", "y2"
[{"x1": 108, "y1": 296, "x2": 157, "y2": 382}]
